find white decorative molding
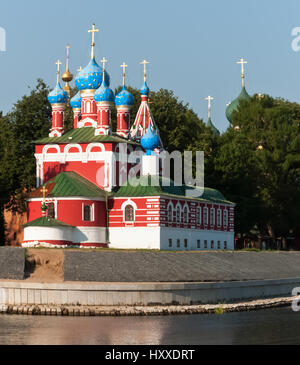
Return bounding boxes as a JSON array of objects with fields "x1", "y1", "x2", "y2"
[{"x1": 77, "y1": 117, "x2": 97, "y2": 128}]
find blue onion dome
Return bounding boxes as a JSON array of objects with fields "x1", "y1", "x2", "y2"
[
  {"x1": 115, "y1": 85, "x2": 134, "y2": 107},
  {"x1": 94, "y1": 79, "x2": 115, "y2": 103},
  {"x1": 70, "y1": 91, "x2": 82, "y2": 108},
  {"x1": 75, "y1": 58, "x2": 110, "y2": 91},
  {"x1": 140, "y1": 81, "x2": 150, "y2": 96},
  {"x1": 48, "y1": 82, "x2": 68, "y2": 104},
  {"x1": 226, "y1": 86, "x2": 250, "y2": 123},
  {"x1": 141, "y1": 124, "x2": 160, "y2": 155}
]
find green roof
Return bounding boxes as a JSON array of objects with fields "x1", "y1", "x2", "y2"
[
  {"x1": 30, "y1": 171, "x2": 106, "y2": 198},
  {"x1": 206, "y1": 117, "x2": 220, "y2": 137},
  {"x1": 226, "y1": 86, "x2": 251, "y2": 123},
  {"x1": 112, "y1": 175, "x2": 234, "y2": 204},
  {"x1": 23, "y1": 216, "x2": 74, "y2": 228},
  {"x1": 34, "y1": 127, "x2": 139, "y2": 145}
]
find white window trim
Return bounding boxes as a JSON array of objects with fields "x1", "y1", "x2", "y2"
[
  {"x1": 217, "y1": 208, "x2": 222, "y2": 228},
  {"x1": 167, "y1": 202, "x2": 173, "y2": 223},
  {"x1": 196, "y1": 206, "x2": 202, "y2": 225},
  {"x1": 175, "y1": 202, "x2": 181, "y2": 224},
  {"x1": 183, "y1": 204, "x2": 189, "y2": 224},
  {"x1": 223, "y1": 209, "x2": 228, "y2": 228},
  {"x1": 82, "y1": 203, "x2": 95, "y2": 222},
  {"x1": 203, "y1": 206, "x2": 208, "y2": 226},
  {"x1": 210, "y1": 207, "x2": 215, "y2": 226}
]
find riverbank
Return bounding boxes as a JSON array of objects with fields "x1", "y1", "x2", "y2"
[{"x1": 0, "y1": 295, "x2": 295, "y2": 316}]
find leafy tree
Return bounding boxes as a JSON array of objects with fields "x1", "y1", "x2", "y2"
[
  {"x1": 1, "y1": 79, "x2": 52, "y2": 212},
  {"x1": 215, "y1": 94, "x2": 300, "y2": 245}
]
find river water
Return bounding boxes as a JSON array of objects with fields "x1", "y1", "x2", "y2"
[{"x1": 0, "y1": 307, "x2": 299, "y2": 345}]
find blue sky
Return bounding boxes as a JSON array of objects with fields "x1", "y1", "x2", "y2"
[{"x1": 1, "y1": 0, "x2": 300, "y2": 132}]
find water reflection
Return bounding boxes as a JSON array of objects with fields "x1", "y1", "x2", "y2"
[{"x1": 0, "y1": 307, "x2": 299, "y2": 345}]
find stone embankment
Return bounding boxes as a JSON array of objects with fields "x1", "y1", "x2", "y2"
[{"x1": 0, "y1": 296, "x2": 295, "y2": 316}]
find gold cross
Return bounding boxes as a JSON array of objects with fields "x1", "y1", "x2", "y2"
[
  {"x1": 55, "y1": 59, "x2": 62, "y2": 83},
  {"x1": 41, "y1": 186, "x2": 48, "y2": 200},
  {"x1": 140, "y1": 59, "x2": 149, "y2": 82},
  {"x1": 237, "y1": 58, "x2": 247, "y2": 87},
  {"x1": 88, "y1": 23, "x2": 99, "y2": 59},
  {"x1": 120, "y1": 62, "x2": 128, "y2": 86},
  {"x1": 101, "y1": 57, "x2": 107, "y2": 82},
  {"x1": 205, "y1": 96, "x2": 214, "y2": 118}
]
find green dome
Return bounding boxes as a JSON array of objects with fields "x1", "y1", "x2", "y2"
[
  {"x1": 206, "y1": 117, "x2": 220, "y2": 136},
  {"x1": 226, "y1": 86, "x2": 250, "y2": 123}
]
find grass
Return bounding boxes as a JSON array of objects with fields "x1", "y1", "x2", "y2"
[{"x1": 215, "y1": 303, "x2": 225, "y2": 315}]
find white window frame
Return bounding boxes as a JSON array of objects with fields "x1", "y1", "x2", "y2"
[
  {"x1": 167, "y1": 203, "x2": 173, "y2": 223},
  {"x1": 223, "y1": 209, "x2": 228, "y2": 228},
  {"x1": 183, "y1": 205, "x2": 189, "y2": 224},
  {"x1": 196, "y1": 206, "x2": 202, "y2": 225},
  {"x1": 176, "y1": 203, "x2": 181, "y2": 224},
  {"x1": 217, "y1": 208, "x2": 222, "y2": 228},
  {"x1": 210, "y1": 207, "x2": 215, "y2": 226},
  {"x1": 203, "y1": 207, "x2": 208, "y2": 226},
  {"x1": 82, "y1": 203, "x2": 95, "y2": 222}
]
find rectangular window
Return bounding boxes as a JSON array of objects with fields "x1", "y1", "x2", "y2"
[
  {"x1": 82, "y1": 203, "x2": 95, "y2": 222},
  {"x1": 197, "y1": 240, "x2": 201, "y2": 249},
  {"x1": 217, "y1": 209, "x2": 222, "y2": 228},
  {"x1": 84, "y1": 205, "x2": 91, "y2": 221},
  {"x1": 223, "y1": 210, "x2": 228, "y2": 228},
  {"x1": 177, "y1": 239, "x2": 180, "y2": 248},
  {"x1": 196, "y1": 207, "x2": 202, "y2": 225},
  {"x1": 217, "y1": 241, "x2": 221, "y2": 249},
  {"x1": 203, "y1": 207, "x2": 208, "y2": 226},
  {"x1": 204, "y1": 240, "x2": 207, "y2": 249},
  {"x1": 47, "y1": 202, "x2": 55, "y2": 219},
  {"x1": 211, "y1": 240, "x2": 214, "y2": 249},
  {"x1": 184, "y1": 239, "x2": 188, "y2": 248},
  {"x1": 224, "y1": 241, "x2": 227, "y2": 249},
  {"x1": 210, "y1": 208, "x2": 215, "y2": 226},
  {"x1": 169, "y1": 239, "x2": 172, "y2": 248}
]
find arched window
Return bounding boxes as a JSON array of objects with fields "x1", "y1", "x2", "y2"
[
  {"x1": 183, "y1": 206, "x2": 188, "y2": 224},
  {"x1": 47, "y1": 202, "x2": 55, "y2": 219},
  {"x1": 124, "y1": 205, "x2": 134, "y2": 222},
  {"x1": 86, "y1": 101, "x2": 91, "y2": 113},
  {"x1": 176, "y1": 205, "x2": 181, "y2": 223},
  {"x1": 168, "y1": 204, "x2": 173, "y2": 223},
  {"x1": 84, "y1": 205, "x2": 91, "y2": 221}
]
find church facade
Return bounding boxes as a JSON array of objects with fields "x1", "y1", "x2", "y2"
[{"x1": 22, "y1": 24, "x2": 235, "y2": 250}]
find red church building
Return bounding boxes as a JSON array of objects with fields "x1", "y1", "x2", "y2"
[{"x1": 22, "y1": 24, "x2": 235, "y2": 250}]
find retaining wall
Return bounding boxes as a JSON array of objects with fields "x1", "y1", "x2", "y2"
[{"x1": 0, "y1": 278, "x2": 299, "y2": 306}]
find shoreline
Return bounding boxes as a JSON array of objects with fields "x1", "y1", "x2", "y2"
[{"x1": 0, "y1": 296, "x2": 295, "y2": 316}]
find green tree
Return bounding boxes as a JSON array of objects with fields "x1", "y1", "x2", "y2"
[{"x1": 215, "y1": 94, "x2": 300, "y2": 245}]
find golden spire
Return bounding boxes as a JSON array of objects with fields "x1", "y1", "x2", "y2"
[
  {"x1": 120, "y1": 62, "x2": 128, "y2": 86},
  {"x1": 205, "y1": 95, "x2": 214, "y2": 119},
  {"x1": 88, "y1": 23, "x2": 99, "y2": 59},
  {"x1": 62, "y1": 45, "x2": 73, "y2": 96},
  {"x1": 237, "y1": 58, "x2": 247, "y2": 88},
  {"x1": 101, "y1": 57, "x2": 108, "y2": 83},
  {"x1": 55, "y1": 60, "x2": 62, "y2": 84},
  {"x1": 140, "y1": 59, "x2": 149, "y2": 82}
]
